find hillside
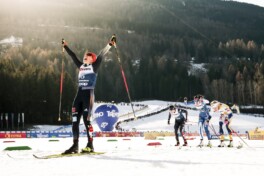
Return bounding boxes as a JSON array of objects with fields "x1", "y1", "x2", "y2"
[{"x1": 1, "y1": 0, "x2": 264, "y2": 57}]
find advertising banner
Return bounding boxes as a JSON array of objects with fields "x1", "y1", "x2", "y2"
[
  {"x1": 28, "y1": 131, "x2": 72, "y2": 138},
  {"x1": 0, "y1": 131, "x2": 27, "y2": 138},
  {"x1": 94, "y1": 131, "x2": 143, "y2": 137},
  {"x1": 248, "y1": 129, "x2": 264, "y2": 140},
  {"x1": 94, "y1": 104, "x2": 119, "y2": 131}
]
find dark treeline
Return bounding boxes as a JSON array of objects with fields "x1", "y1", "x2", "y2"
[{"x1": 0, "y1": 0, "x2": 264, "y2": 124}]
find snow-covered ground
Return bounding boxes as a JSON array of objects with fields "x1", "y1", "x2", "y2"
[
  {"x1": 1, "y1": 100, "x2": 264, "y2": 176},
  {"x1": 232, "y1": 0, "x2": 264, "y2": 8},
  {"x1": 0, "y1": 36, "x2": 23, "y2": 46},
  {"x1": 1, "y1": 137, "x2": 264, "y2": 176}
]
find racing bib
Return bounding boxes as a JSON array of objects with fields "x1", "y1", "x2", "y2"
[{"x1": 78, "y1": 64, "x2": 97, "y2": 89}]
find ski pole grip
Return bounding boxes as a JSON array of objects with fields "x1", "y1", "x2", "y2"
[{"x1": 62, "y1": 38, "x2": 65, "y2": 52}]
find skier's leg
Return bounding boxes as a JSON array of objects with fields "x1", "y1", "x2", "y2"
[
  {"x1": 72, "y1": 106, "x2": 82, "y2": 141},
  {"x1": 180, "y1": 124, "x2": 187, "y2": 146},
  {"x1": 226, "y1": 115, "x2": 233, "y2": 147},
  {"x1": 204, "y1": 123, "x2": 211, "y2": 140},
  {"x1": 218, "y1": 121, "x2": 225, "y2": 147},
  {"x1": 174, "y1": 123, "x2": 180, "y2": 146},
  {"x1": 82, "y1": 90, "x2": 94, "y2": 152},
  {"x1": 198, "y1": 121, "x2": 204, "y2": 146},
  {"x1": 204, "y1": 122, "x2": 212, "y2": 147},
  {"x1": 63, "y1": 94, "x2": 82, "y2": 154},
  {"x1": 198, "y1": 121, "x2": 204, "y2": 140}
]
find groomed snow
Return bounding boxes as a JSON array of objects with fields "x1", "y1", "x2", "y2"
[
  {"x1": 1, "y1": 100, "x2": 264, "y2": 176},
  {"x1": 1, "y1": 137, "x2": 264, "y2": 176}
]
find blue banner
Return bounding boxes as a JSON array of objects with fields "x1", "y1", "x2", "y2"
[
  {"x1": 94, "y1": 104, "x2": 119, "y2": 131},
  {"x1": 27, "y1": 131, "x2": 72, "y2": 138}
]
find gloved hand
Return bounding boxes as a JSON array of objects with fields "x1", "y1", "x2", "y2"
[
  {"x1": 87, "y1": 120, "x2": 94, "y2": 133},
  {"x1": 62, "y1": 38, "x2": 67, "y2": 46},
  {"x1": 87, "y1": 120, "x2": 91, "y2": 126},
  {"x1": 109, "y1": 34, "x2": 116, "y2": 46},
  {"x1": 167, "y1": 120, "x2": 170, "y2": 125},
  {"x1": 206, "y1": 119, "x2": 210, "y2": 124}
]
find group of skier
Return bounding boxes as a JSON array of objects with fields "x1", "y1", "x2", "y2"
[
  {"x1": 168, "y1": 95, "x2": 235, "y2": 148},
  {"x1": 61, "y1": 34, "x2": 237, "y2": 154}
]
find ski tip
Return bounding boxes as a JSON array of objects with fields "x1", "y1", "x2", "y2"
[
  {"x1": 33, "y1": 151, "x2": 105, "y2": 159},
  {"x1": 33, "y1": 154, "x2": 48, "y2": 159},
  {"x1": 7, "y1": 153, "x2": 14, "y2": 159}
]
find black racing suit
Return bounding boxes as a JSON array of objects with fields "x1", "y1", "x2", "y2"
[
  {"x1": 168, "y1": 108, "x2": 188, "y2": 144},
  {"x1": 64, "y1": 44, "x2": 112, "y2": 144}
]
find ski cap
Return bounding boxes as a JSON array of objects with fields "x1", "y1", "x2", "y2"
[
  {"x1": 210, "y1": 100, "x2": 219, "y2": 108},
  {"x1": 86, "y1": 52, "x2": 97, "y2": 63},
  {"x1": 169, "y1": 105, "x2": 175, "y2": 110}
]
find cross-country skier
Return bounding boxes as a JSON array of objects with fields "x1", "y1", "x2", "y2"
[
  {"x1": 195, "y1": 95, "x2": 212, "y2": 147},
  {"x1": 168, "y1": 105, "x2": 188, "y2": 146},
  {"x1": 210, "y1": 100, "x2": 233, "y2": 147},
  {"x1": 61, "y1": 35, "x2": 116, "y2": 154}
]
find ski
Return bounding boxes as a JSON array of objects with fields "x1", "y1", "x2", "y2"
[
  {"x1": 196, "y1": 145, "x2": 212, "y2": 148},
  {"x1": 6, "y1": 153, "x2": 15, "y2": 159},
  {"x1": 195, "y1": 143, "x2": 243, "y2": 149},
  {"x1": 175, "y1": 145, "x2": 191, "y2": 150},
  {"x1": 33, "y1": 151, "x2": 105, "y2": 159}
]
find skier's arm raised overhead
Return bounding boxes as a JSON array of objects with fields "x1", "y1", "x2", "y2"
[
  {"x1": 93, "y1": 35, "x2": 116, "y2": 73},
  {"x1": 62, "y1": 39, "x2": 82, "y2": 68},
  {"x1": 61, "y1": 36, "x2": 116, "y2": 155}
]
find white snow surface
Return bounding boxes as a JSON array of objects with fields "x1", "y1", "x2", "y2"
[
  {"x1": 188, "y1": 62, "x2": 207, "y2": 75},
  {"x1": 1, "y1": 100, "x2": 264, "y2": 176},
  {"x1": 0, "y1": 36, "x2": 23, "y2": 46},
  {"x1": 232, "y1": 0, "x2": 264, "y2": 8}
]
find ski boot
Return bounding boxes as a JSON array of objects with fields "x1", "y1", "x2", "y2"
[
  {"x1": 175, "y1": 141, "x2": 180, "y2": 146},
  {"x1": 182, "y1": 140, "x2": 188, "y2": 146},
  {"x1": 206, "y1": 141, "x2": 212, "y2": 148},
  {"x1": 81, "y1": 141, "x2": 94, "y2": 153},
  {"x1": 218, "y1": 140, "x2": 225, "y2": 147},
  {"x1": 227, "y1": 140, "x2": 233, "y2": 148},
  {"x1": 62, "y1": 143, "x2": 78, "y2": 154},
  {"x1": 197, "y1": 139, "x2": 204, "y2": 147}
]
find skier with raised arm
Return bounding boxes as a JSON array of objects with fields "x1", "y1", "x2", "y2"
[
  {"x1": 61, "y1": 35, "x2": 116, "y2": 154},
  {"x1": 195, "y1": 95, "x2": 212, "y2": 147}
]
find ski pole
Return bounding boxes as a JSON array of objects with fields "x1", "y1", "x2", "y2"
[
  {"x1": 209, "y1": 124, "x2": 220, "y2": 139},
  {"x1": 58, "y1": 39, "x2": 65, "y2": 122},
  {"x1": 112, "y1": 35, "x2": 137, "y2": 120},
  {"x1": 229, "y1": 126, "x2": 252, "y2": 148}
]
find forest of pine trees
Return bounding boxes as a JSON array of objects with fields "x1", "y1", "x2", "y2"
[{"x1": 0, "y1": 0, "x2": 264, "y2": 124}]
